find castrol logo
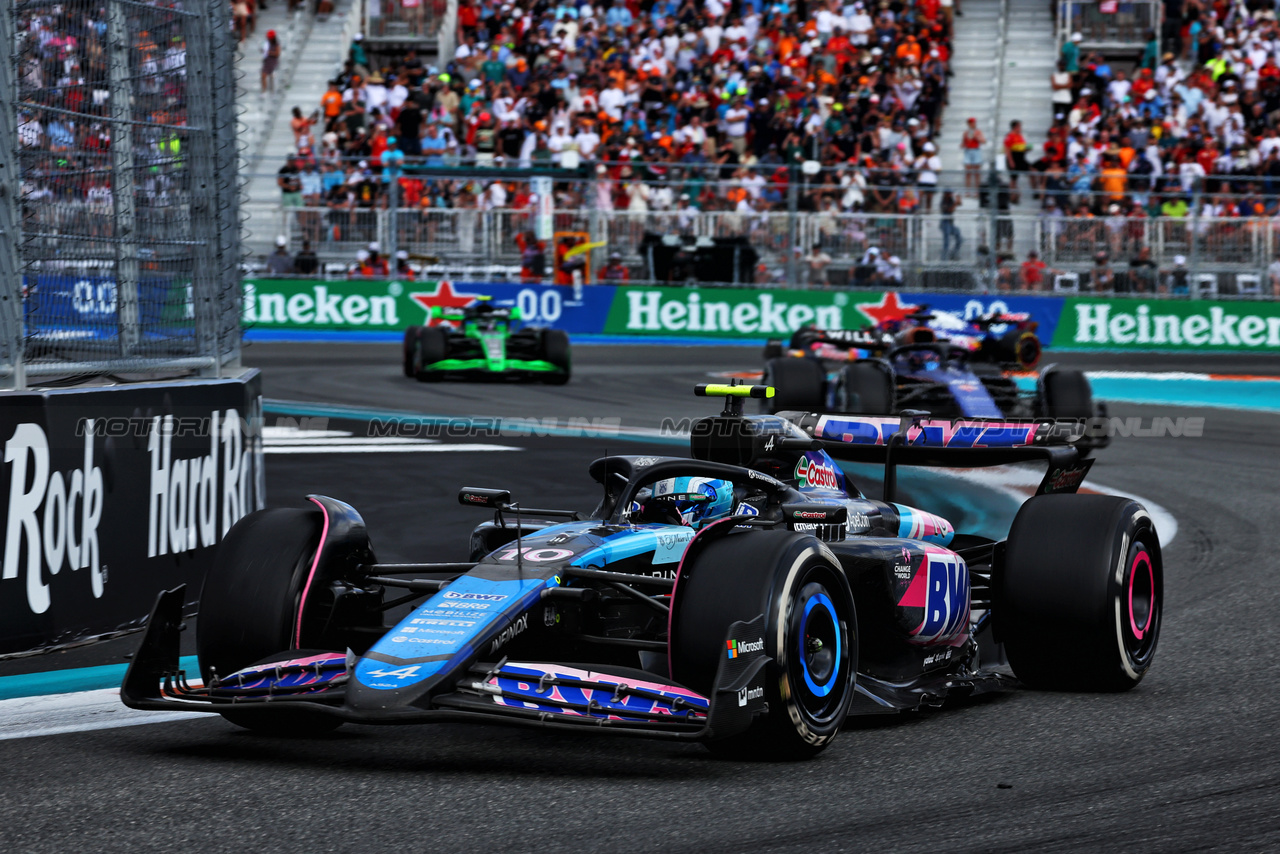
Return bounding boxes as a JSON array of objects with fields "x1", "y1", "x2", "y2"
[{"x1": 795, "y1": 455, "x2": 840, "y2": 491}]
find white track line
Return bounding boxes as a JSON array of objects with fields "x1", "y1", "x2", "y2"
[{"x1": 0, "y1": 688, "x2": 205, "y2": 741}]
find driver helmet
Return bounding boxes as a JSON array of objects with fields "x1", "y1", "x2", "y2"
[
  {"x1": 637, "y1": 477, "x2": 735, "y2": 528},
  {"x1": 908, "y1": 351, "x2": 941, "y2": 372}
]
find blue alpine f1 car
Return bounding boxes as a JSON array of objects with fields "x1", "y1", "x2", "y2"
[
  {"x1": 123, "y1": 385, "x2": 1161, "y2": 759},
  {"x1": 762, "y1": 315, "x2": 1106, "y2": 449}
]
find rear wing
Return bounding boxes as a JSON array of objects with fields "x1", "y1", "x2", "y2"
[{"x1": 783, "y1": 412, "x2": 1095, "y2": 500}]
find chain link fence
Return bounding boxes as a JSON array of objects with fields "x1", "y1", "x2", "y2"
[{"x1": 1, "y1": 0, "x2": 242, "y2": 388}]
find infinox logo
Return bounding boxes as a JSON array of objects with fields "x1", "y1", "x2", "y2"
[
  {"x1": 726, "y1": 638, "x2": 765, "y2": 659},
  {"x1": 794, "y1": 454, "x2": 840, "y2": 490}
]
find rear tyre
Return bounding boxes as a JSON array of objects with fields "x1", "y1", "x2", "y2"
[
  {"x1": 401, "y1": 326, "x2": 421, "y2": 377},
  {"x1": 541, "y1": 329, "x2": 571, "y2": 384},
  {"x1": 198, "y1": 507, "x2": 344, "y2": 734},
  {"x1": 672, "y1": 532, "x2": 856, "y2": 760},
  {"x1": 413, "y1": 326, "x2": 449, "y2": 382},
  {"x1": 999, "y1": 495, "x2": 1162, "y2": 691},
  {"x1": 835, "y1": 362, "x2": 894, "y2": 414},
  {"x1": 1040, "y1": 367, "x2": 1093, "y2": 418},
  {"x1": 1008, "y1": 331, "x2": 1042, "y2": 369},
  {"x1": 762, "y1": 357, "x2": 825, "y2": 414}
]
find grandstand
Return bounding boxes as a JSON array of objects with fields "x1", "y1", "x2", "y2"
[{"x1": 239, "y1": 0, "x2": 1278, "y2": 296}]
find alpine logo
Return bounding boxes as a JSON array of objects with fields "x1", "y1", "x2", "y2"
[
  {"x1": 726, "y1": 638, "x2": 765, "y2": 659},
  {"x1": 794, "y1": 454, "x2": 841, "y2": 490}
]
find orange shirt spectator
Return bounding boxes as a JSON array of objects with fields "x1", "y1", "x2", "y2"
[
  {"x1": 896, "y1": 38, "x2": 922, "y2": 66},
  {"x1": 1101, "y1": 165, "x2": 1127, "y2": 199}
]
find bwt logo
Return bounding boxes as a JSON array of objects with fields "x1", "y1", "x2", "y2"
[
  {"x1": 4, "y1": 423, "x2": 105, "y2": 615},
  {"x1": 148, "y1": 410, "x2": 255, "y2": 559}
]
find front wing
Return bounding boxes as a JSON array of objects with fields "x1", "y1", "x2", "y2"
[{"x1": 122, "y1": 587, "x2": 768, "y2": 742}]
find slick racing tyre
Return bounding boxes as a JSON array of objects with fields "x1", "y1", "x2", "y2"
[
  {"x1": 762, "y1": 357, "x2": 825, "y2": 414},
  {"x1": 998, "y1": 495, "x2": 1162, "y2": 692},
  {"x1": 672, "y1": 531, "x2": 856, "y2": 760},
  {"x1": 402, "y1": 325, "x2": 421, "y2": 377},
  {"x1": 1040, "y1": 367, "x2": 1093, "y2": 418},
  {"x1": 541, "y1": 328, "x2": 571, "y2": 384},
  {"x1": 412, "y1": 326, "x2": 449, "y2": 382},
  {"x1": 198, "y1": 507, "x2": 344, "y2": 734},
  {"x1": 836, "y1": 362, "x2": 894, "y2": 414}
]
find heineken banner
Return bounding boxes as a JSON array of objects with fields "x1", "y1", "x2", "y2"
[
  {"x1": 242, "y1": 279, "x2": 615, "y2": 336},
  {"x1": 1053, "y1": 297, "x2": 1280, "y2": 351},
  {"x1": 242, "y1": 280, "x2": 1280, "y2": 351},
  {"x1": 602, "y1": 286, "x2": 1066, "y2": 341},
  {"x1": 243, "y1": 279, "x2": 1067, "y2": 343}
]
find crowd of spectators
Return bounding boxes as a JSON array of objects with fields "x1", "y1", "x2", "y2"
[
  {"x1": 999, "y1": 2, "x2": 1280, "y2": 294},
  {"x1": 16, "y1": 2, "x2": 190, "y2": 254},
  {"x1": 278, "y1": 0, "x2": 958, "y2": 223}
]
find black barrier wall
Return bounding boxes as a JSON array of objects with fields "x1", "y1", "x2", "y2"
[{"x1": 0, "y1": 372, "x2": 264, "y2": 656}]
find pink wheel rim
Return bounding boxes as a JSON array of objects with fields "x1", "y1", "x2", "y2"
[{"x1": 1128, "y1": 550, "x2": 1154, "y2": 640}]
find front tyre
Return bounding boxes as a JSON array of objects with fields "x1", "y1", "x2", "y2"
[
  {"x1": 835, "y1": 362, "x2": 894, "y2": 414},
  {"x1": 401, "y1": 326, "x2": 421, "y2": 377},
  {"x1": 762, "y1": 357, "x2": 825, "y2": 414},
  {"x1": 672, "y1": 531, "x2": 856, "y2": 759},
  {"x1": 413, "y1": 326, "x2": 449, "y2": 382},
  {"x1": 999, "y1": 495, "x2": 1162, "y2": 691},
  {"x1": 198, "y1": 507, "x2": 344, "y2": 735}
]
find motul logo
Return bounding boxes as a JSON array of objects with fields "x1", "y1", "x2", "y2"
[{"x1": 795, "y1": 455, "x2": 840, "y2": 490}]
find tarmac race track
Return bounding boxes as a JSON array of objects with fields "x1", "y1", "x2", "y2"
[{"x1": 2, "y1": 342, "x2": 1280, "y2": 853}]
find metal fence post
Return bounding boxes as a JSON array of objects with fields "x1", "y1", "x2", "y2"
[
  {"x1": 1189, "y1": 178, "x2": 1202, "y2": 293},
  {"x1": 208, "y1": 0, "x2": 244, "y2": 370},
  {"x1": 184, "y1": 1, "x2": 221, "y2": 371},
  {"x1": 387, "y1": 178, "x2": 398, "y2": 267},
  {"x1": 0, "y1": 2, "x2": 24, "y2": 388},
  {"x1": 786, "y1": 166, "x2": 798, "y2": 285},
  {"x1": 107, "y1": 0, "x2": 141, "y2": 355}
]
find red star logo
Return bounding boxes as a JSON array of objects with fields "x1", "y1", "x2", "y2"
[
  {"x1": 409, "y1": 281, "x2": 481, "y2": 326},
  {"x1": 855, "y1": 291, "x2": 919, "y2": 327}
]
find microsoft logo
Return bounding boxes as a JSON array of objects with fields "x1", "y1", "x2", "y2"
[{"x1": 726, "y1": 638, "x2": 765, "y2": 659}]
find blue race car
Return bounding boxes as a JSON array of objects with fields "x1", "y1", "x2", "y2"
[
  {"x1": 122, "y1": 385, "x2": 1160, "y2": 759},
  {"x1": 762, "y1": 319, "x2": 1107, "y2": 452}
]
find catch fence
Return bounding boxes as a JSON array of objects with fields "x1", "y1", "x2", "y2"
[{"x1": 1, "y1": 0, "x2": 243, "y2": 388}]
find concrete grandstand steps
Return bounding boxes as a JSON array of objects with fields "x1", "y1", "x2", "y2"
[{"x1": 236, "y1": 0, "x2": 357, "y2": 257}]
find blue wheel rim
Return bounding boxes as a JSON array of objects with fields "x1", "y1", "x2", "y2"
[{"x1": 800, "y1": 592, "x2": 841, "y2": 697}]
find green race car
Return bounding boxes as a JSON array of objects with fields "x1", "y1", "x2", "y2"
[{"x1": 402, "y1": 297, "x2": 571, "y2": 384}]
